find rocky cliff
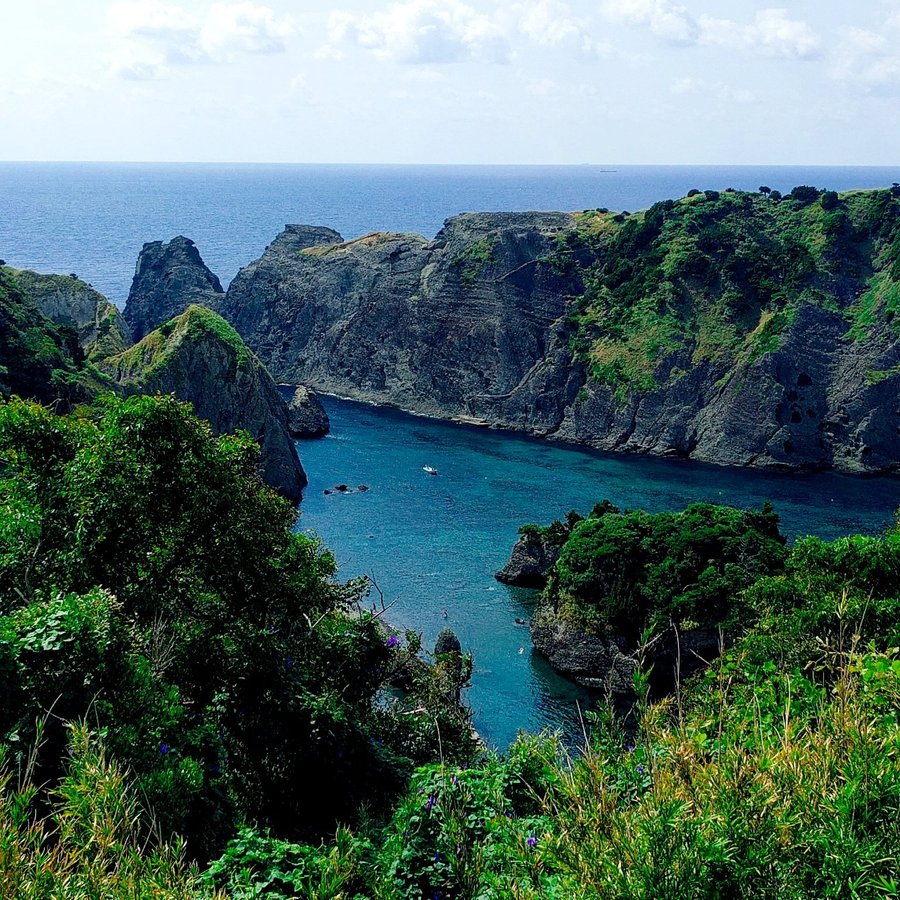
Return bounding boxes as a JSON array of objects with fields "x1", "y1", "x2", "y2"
[
  {"x1": 496, "y1": 531, "x2": 564, "y2": 587},
  {"x1": 15, "y1": 270, "x2": 131, "y2": 360},
  {"x1": 124, "y1": 236, "x2": 224, "y2": 342},
  {"x1": 101, "y1": 305, "x2": 307, "y2": 502},
  {"x1": 286, "y1": 385, "x2": 329, "y2": 437},
  {"x1": 127, "y1": 187, "x2": 900, "y2": 474},
  {"x1": 218, "y1": 214, "x2": 582, "y2": 423}
]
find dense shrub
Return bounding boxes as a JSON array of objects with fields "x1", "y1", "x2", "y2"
[
  {"x1": 543, "y1": 501, "x2": 786, "y2": 637},
  {"x1": 0, "y1": 395, "x2": 476, "y2": 858}
]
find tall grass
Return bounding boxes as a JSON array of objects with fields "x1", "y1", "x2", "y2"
[{"x1": 0, "y1": 721, "x2": 215, "y2": 898}]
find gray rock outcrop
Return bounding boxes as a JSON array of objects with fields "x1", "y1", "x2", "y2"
[
  {"x1": 15, "y1": 270, "x2": 131, "y2": 360},
  {"x1": 531, "y1": 607, "x2": 724, "y2": 695},
  {"x1": 530, "y1": 606, "x2": 637, "y2": 692},
  {"x1": 101, "y1": 305, "x2": 306, "y2": 502},
  {"x1": 218, "y1": 214, "x2": 580, "y2": 425},
  {"x1": 124, "y1": 236, "x2": 224, "y2": 342},
  {"x1": 123, "y1": 196, "x2": 900, "y2": 474},
  {"x1": 286, "y1": 385, "x2": 329, "y2": 437},
  {"x1": 495, "y1": 532, "x2": 562, "y2": 587}
]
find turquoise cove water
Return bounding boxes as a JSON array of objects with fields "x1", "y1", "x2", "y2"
[
  {"x1": 6, "y1": 161, "x2": 900, "y2": 747},
  {"x1": 298, "y1": 398, "x2": 900, "y2": 749}
]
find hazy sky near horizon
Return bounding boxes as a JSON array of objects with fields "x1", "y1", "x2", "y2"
[{"x1": 3, "y1": 1, "x2": 899, "y2": 165}]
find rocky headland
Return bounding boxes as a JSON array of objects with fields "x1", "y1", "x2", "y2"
[
  {"x1": 123, "y1": 186, "x2": 900, "y2": 474},
  {"x1": 15, "y1": 269, "x2": 132, "y2": 360},
  {"x1": 125, "y1": 235, "x2": 224, "y2": 342},
  {"x1": 518, "y1": 501, "x2": 786, "y2": 693},
  {"x1": 0, "y1": 264, "x2": 309, "y2": 502},
  {"x1": 101, "y1": 305, "x2": 307, "y2": 502}
]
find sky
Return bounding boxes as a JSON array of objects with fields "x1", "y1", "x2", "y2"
[{"x1": 2, "y1": 0, "x2": 899, "y2": 165}]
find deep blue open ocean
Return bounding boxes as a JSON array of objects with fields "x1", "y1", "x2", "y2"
[
  {"x1": 3, "y1": 162, "x2": 900, "y2": 747},
  {"x1": 1, "y1": 163, "x2": 898, "y2": 305}
]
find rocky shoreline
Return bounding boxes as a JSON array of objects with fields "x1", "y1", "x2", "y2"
[{"x1": 119, "y1": 188, "x2": 900, "y2": 476}]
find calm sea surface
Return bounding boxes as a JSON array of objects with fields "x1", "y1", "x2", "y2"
[
  {"x1": 300, "y1": 398, "x2": 900, "y2": 749},
  {"x1": 1, "y1": 163, "x2": 898, "y2": 306},
  {"x1": 3, "y1": 163, "x2": 900, "y2": 747}
]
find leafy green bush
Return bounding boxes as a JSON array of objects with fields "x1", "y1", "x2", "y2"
[
  {"x1": 544, "y1": 502, "x2": 786, "y2": 637},
  {"x1": 0, "y1": 395, "x2": 476, "y2": 858}
]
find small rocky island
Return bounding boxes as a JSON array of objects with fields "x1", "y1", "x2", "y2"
[{"x1": 501, "y1": 501, "x2": 787, "y2": 695}]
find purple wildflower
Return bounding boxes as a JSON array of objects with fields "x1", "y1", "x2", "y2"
[
  {"x1": 637, "y1": 764, "x2": 645, "y2": 775},
  {"x1": 451, "y1": 774, "x2": 459, "y2": 787},
  {"x1": 626, "y1": 742, "x2": 635, "y2": 752},
  {"x1": 426, "y1": 793, "x2": 437, "y2": 811},
  {"x1": 160, "y1": 743, "x2": 169, "y2": 754},
  {"x1": 434, "y1": 852, "x2": 441, "y2": 863},
  {"x1": 527, "y1": 834, "x2": 538, "y2": 848},
  {"x1": 386, "y1": 634, "x2": 399, "y2": 648}
]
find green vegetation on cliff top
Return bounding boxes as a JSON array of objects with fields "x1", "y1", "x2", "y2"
[
  {"x1": 0, "y1": 266, "x2": 111, "y2": 407},
  {"x1": 556, "y1": 186, "x2": 900, "y2": 395},
  {"x1": 11, "y1": 269, "x2": 131, "y2": 362},
  {"x1": 104, "y1": 303, "x2": 252, "y2": 386},
  {"x1": 543, "y1": 501, "x2": 787, "y2": 637}
]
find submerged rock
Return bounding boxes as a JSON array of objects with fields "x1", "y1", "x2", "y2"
[
  {"x1": 101, "y1": 305, "x2": 306, "y2": 502},
  {"x1": 286, "y1": 385, "x2": 330, "y2": 437}
]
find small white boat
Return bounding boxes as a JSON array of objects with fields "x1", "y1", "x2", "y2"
[{"x1": 423, "y1": 465, "x2": 439, "y2": 475}]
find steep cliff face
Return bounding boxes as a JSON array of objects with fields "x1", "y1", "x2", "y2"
[
  {"x1": 0, "y1": 266, "x2": 115, "y2": 406},
  {"x1": 219, "y1": 213, "x2": 581, "y2": 425},
  {"x1": 128, "y1": 188, "x2": 900, "y2": 474},
  {"x1": 101, "y1": 306, "x2": 307, "y2": 502},
  {"x1": 15, "y1": 270, "x2": 131, "y2": 360},
  {"x1": 124, "y1": 236, "x2": 224, "y2": 342}
]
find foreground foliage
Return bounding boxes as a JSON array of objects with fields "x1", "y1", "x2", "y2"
[
  {"x1": 0, "y1": 723, "x2": 211, "y2": 898},
  {"x1": 205, "y1": 515, "x2": 900, "y2": 898},
  {"x1": 0, "y1": 392, "x2": 897, "y2": 896},
  {"x1": 0, "y1": 394, "x2": 476, "y2": 861}
]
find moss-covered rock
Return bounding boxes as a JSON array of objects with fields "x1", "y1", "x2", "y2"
[
  {"x1": 102, "y1": 305, "x2": 307, "y2": 502},
  {"x1": 14, "y1": 269, "x2": 131, "y2": 361}
]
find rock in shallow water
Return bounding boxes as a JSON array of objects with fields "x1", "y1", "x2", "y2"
[{"x1": 286, "y1": 385, "x2": 330, "y2": 437}]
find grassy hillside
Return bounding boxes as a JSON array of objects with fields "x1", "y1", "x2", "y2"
[
  {"x1": 556, "y1": 186, "x2": 900, "y2": 395},
  {"x1": 102, "y1": 304, "x2": 251, "y2": 387},
  {"x1": 0, "y1": 266, "x2": 111, "y2": 406}
]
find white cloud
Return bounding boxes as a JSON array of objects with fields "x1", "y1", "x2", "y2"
[
  {"x1": 601, "y1": 0, "x2": 697, "y2": 44},
  {"x1": 603, "y1": 2, "x2": 818, "y2": 59},
  {"x1": 107, "y1": 1, "x2": 295, "y2": 78},
  {"x1": 699, "y1": 8, "x2": 820, "y2": 60},
  {"x1": 833, "y1": 24, "x2": 900, "y2": 92},
  {"x1": 325, "y1": 1, "x2": 509, "y2": 65},
  {"x1": 671, "y1": 76, "x2": 756, "y2": 103},
  {"x1": 515, "y1": 1, "x2": 581, "y2": 47},
  {"x1": 527, "y1": 77, "x2": 558, "y2": 96},
  {"x1": 513, "y1": 0, "x2": 610, "y2": 57}
]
